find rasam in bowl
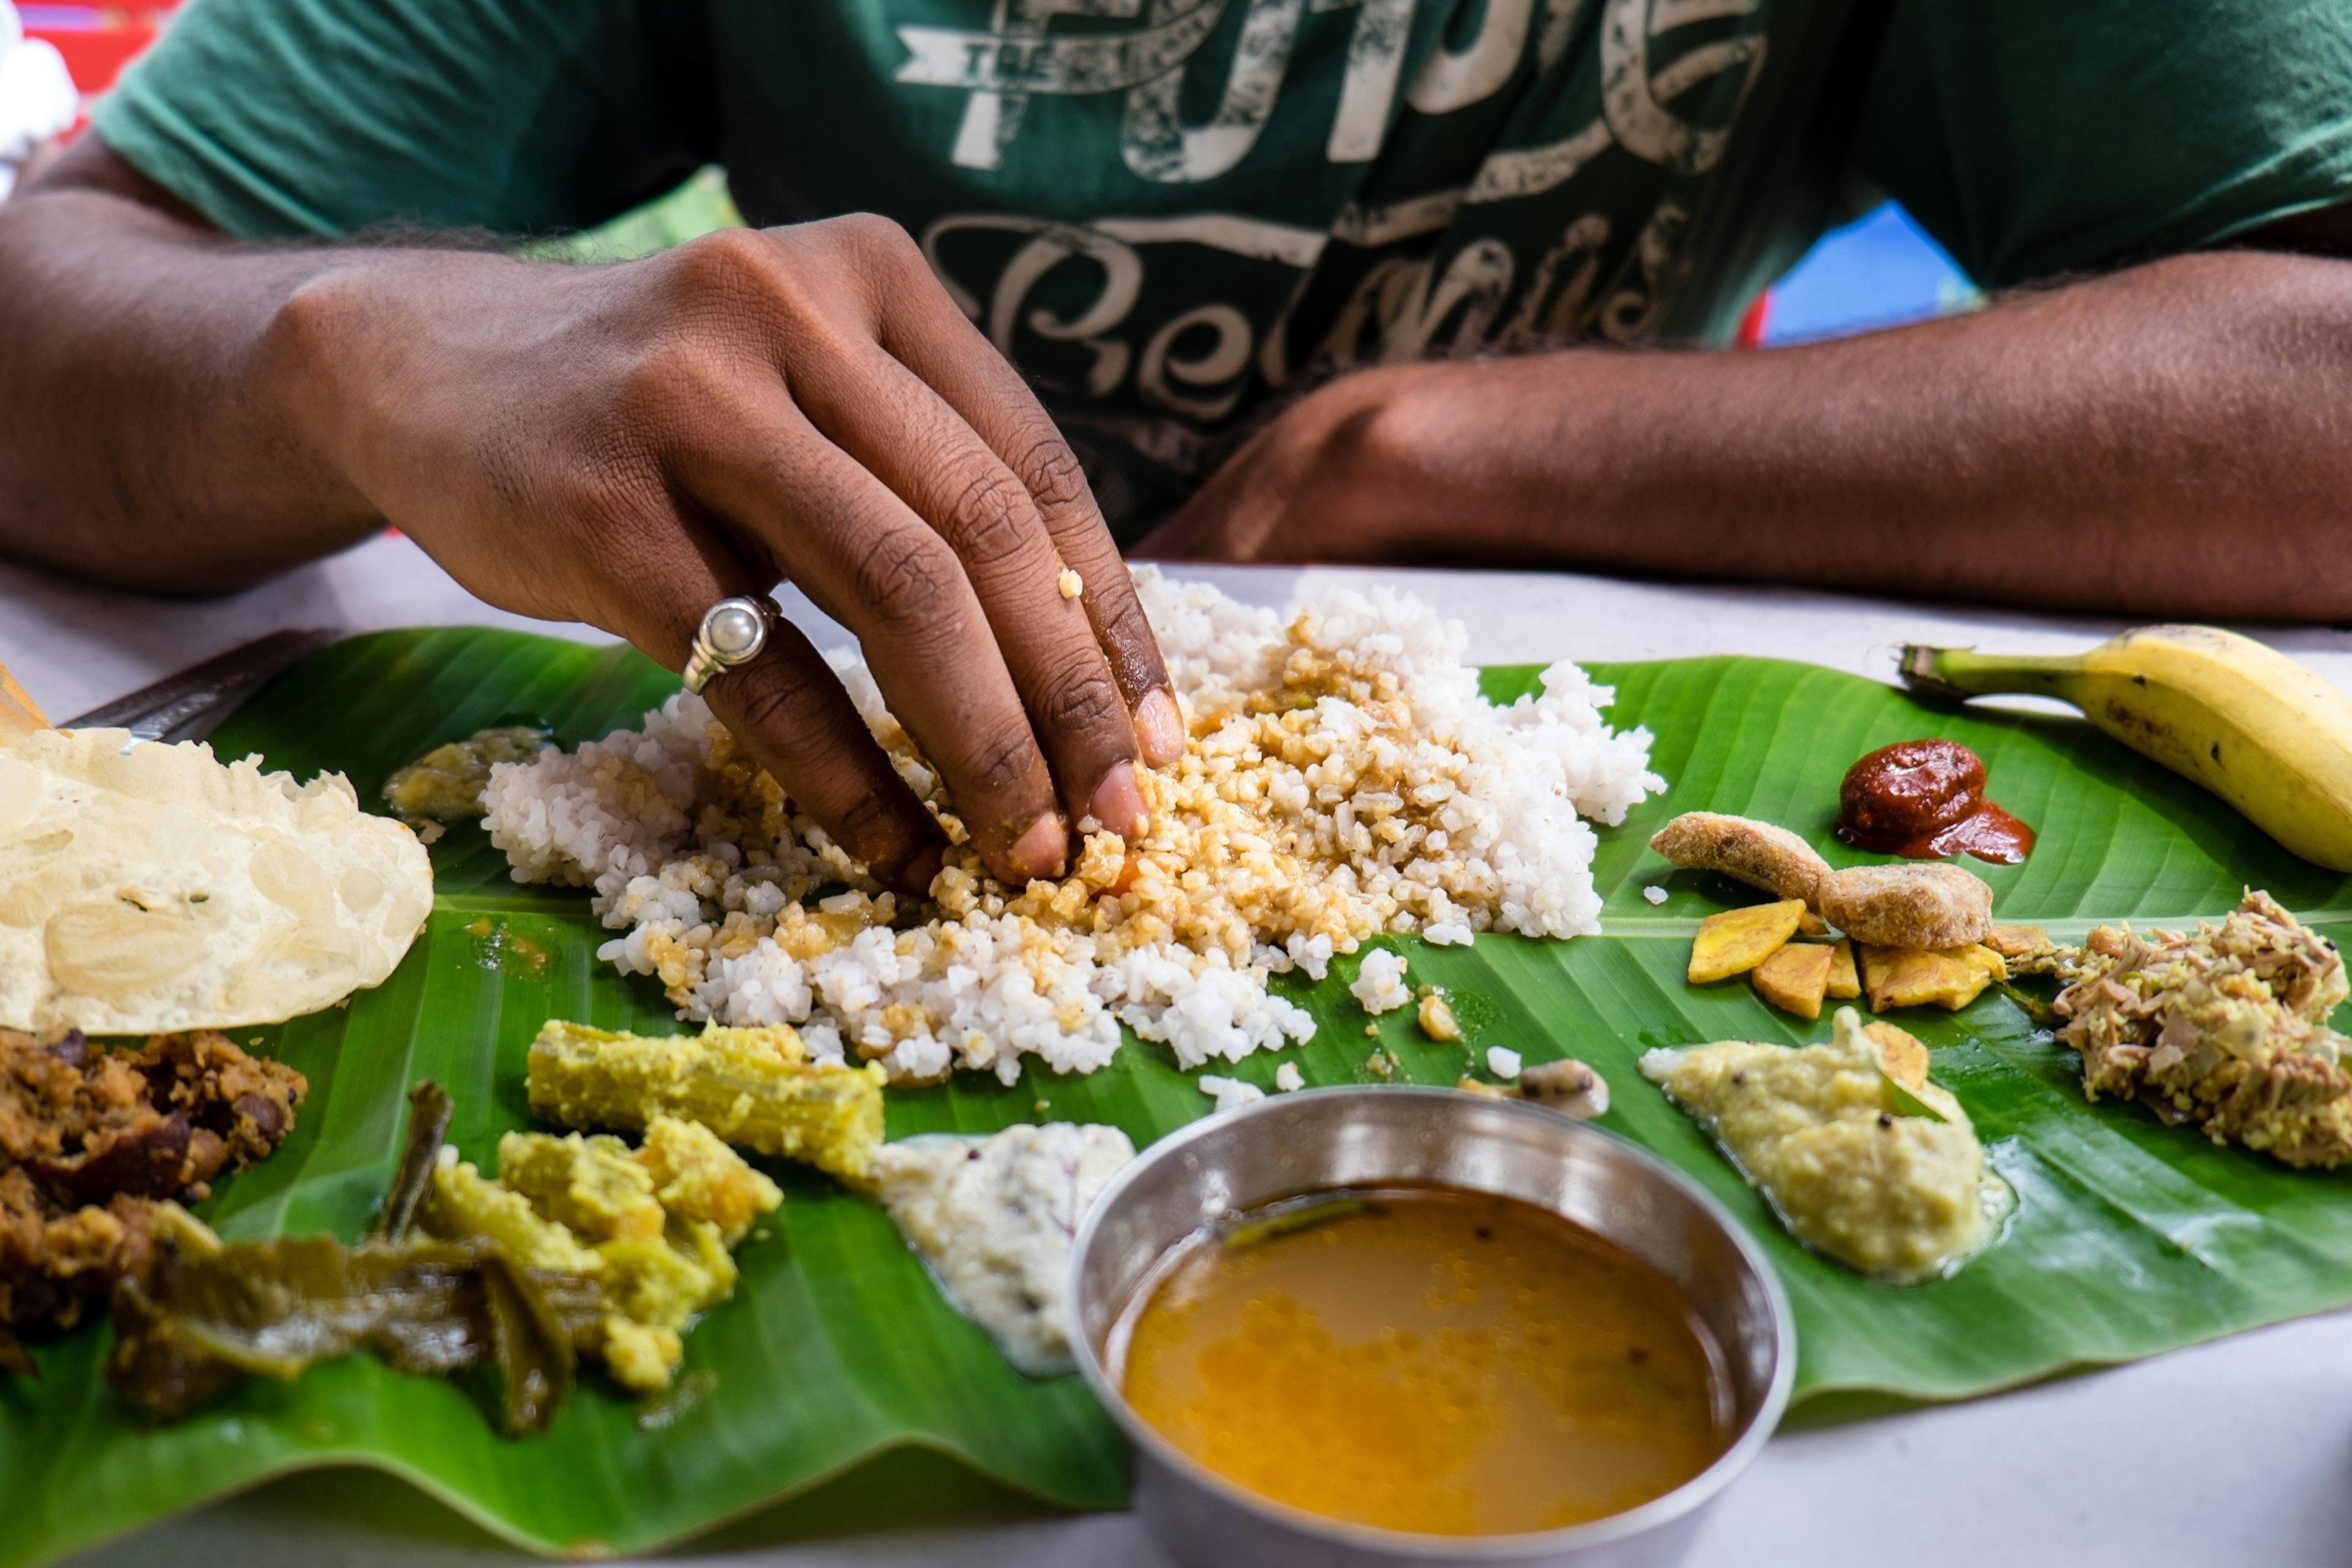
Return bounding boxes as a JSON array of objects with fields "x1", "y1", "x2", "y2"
[{"x1": 1071, "y1": 1087, "x2": 1792, "y2": 1568}]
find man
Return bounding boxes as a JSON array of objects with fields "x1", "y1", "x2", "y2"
[{"x1": 1, "y1": 0, "x2": 2348, "y2": 894}]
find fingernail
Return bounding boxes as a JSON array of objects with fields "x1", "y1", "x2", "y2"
[
  {"x1": 1136, "y1": 687, "x2": 1183, "y2": 768},
  {"x1": 1088, "y1": 761, "x2": 1148, "y2": 839},
  {"x1": 1012, "y1": 812, "x2": 1069, "y2": 881}
]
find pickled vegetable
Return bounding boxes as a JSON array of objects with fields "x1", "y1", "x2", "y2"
[{"x1": 108, "y1": 1221, "x2": 595, "y2": 1434}]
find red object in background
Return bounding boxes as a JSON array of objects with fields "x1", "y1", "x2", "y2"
[
  {"x1": 21, "y1": 3, "x2": 177, "y2": 130},
  {"x1": 1735, "y1": 292, "x2": 1771, "y2": 349},
  {"x1": 26, "y1": 20, "x2": 156, "y2": 94}
]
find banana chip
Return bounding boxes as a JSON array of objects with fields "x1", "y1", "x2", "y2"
[
  {"x1": 1752, "y1": 941, "x2": 1833, "y2": 1019},
  {"x1": 0, "y1": 729, "x2": 432, "y2": 1033},
  {"x1": 1853, "y1": 1014, "x2": 1966, "y2": 1126},
  {"x1": 1857, "y1": 941, "x2": 2003, "y2": 1012},
  {"x1": 1687, "y1": 899, "x2": 1808, "y2": 984}
]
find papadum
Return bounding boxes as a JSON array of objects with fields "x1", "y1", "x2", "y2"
[{"x1": 0, "y1": 729, "x2": 431, "y2": 1032}]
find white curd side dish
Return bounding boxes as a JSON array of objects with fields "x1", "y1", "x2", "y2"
[{"x1": 869, "y1": 1122, "x2": 1135, "y2": 1375}]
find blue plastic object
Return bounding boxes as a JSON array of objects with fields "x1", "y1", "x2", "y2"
[{"x1": 1759, "y1": 202, "x2": 1980, "y2": 345}]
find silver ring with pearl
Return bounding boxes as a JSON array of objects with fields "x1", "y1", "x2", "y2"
[{"x1": 681, "y1": 595, "x2": 778, "y2": 695}]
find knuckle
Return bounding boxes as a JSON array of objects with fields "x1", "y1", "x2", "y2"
[
  {"x1": 941, "y1": 467, "x2": 1038, "y2": 567},
  {"x1": 1012, "y1": 437, "x2": 1093, "y2": 518},
  {"x1": 722, "y1": 654, "x2": 832, "y2": 744},
  {"x1": 846, "y1": 522, "x2": 963, "y2": 632},
  {"x1": 1099, "y1": 598, "x2": 1170, "y2": 691},
  {"x1": 665, "y1": 227, "x2": 813, "y2": 327},
  {"x1": 1098, "y1": 591, "x2": 1156, "y2": 650},
  {"x1": 815, "y1": 213, "x2": 923, "y2": 322},
  {"x1": 672, "y1": 225, "x2": 774, "y2": 290},
  {"x1": 614, "y1": 343, "x2": 691, "y2": 418},
  {"x1": 831, "y1": 211, "x2": 920, "y2": 265},
  {"x1": 604, "y1": 350, "x2": 736, "y2": 467},
  {"x1": 1039, "y1": 662, "x2": 1124, "y2": 739},
  {"x1": 960, "y1": 720, "x2": 1041, "y2": 803},
  {"x1": 827, "y1": 787, "x2": 903, "y2": 854}
]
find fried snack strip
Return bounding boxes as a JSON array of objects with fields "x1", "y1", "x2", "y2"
[
  {"x1": 1648, "y1": 813, "x2": 1829, "y2": 903},
  {"x1": 1817, "y1": 864, "x2": 1993, "y2": 949},
  {"x1": 1649, "y1": 812, "x2": 1994, "y2": 949},
  {"x1": 1857, "y1": 943, "x2": 2004, "y2": 1011},
  {"x1": 526, "y1": 1022, "x2": 884, "y2": 1188}
]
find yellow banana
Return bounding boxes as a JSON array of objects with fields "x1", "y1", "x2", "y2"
[{"x1": 1899, "y1": 625, "x2": 2352, "y2": 872}]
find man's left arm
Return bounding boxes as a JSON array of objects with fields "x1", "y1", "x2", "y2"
[
  {"x1": 1141, "y1": 233, "x2": 2352, "y2": 620},
  {"x1": 1145, "y1": 0, "x2": 2352, "y2": 622}
]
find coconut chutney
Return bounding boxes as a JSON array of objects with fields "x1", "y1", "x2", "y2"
[{"x1": 870, "y1": 1121, "x2": 1134, "y2": 1375}]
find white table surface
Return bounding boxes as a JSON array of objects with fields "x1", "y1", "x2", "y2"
[{"x1": 9, "y1": 532, "x2": 2352, "y2": 1568}]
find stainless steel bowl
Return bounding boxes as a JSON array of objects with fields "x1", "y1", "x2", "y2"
[{"x1": 1069, "y1": 1085, "x2": 1792, "y2": 1568}]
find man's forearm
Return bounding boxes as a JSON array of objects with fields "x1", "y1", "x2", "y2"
[
  {"x1": 1167, "y1": 249, "x2": 2352, "y2": 621},
  {"x1": 0, "y1": 170, "x2": 379, "y2": 592},
  {"x1": 0, "y1": 141, "x2": 1188, "y2": 886}
]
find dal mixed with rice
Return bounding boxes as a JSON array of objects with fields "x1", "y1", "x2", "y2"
[{"x1": 481, "y1": 571, "x2": 1662, "y2": 1086}]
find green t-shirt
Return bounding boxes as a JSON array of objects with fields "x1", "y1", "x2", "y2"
[{"x1": 94, "y1": 0, "x2": 2352, "y2": 536}]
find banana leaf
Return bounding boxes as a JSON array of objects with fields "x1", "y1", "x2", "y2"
[{"x1": 6, "y1": 627, "x2": 2351, "y2": 1568}]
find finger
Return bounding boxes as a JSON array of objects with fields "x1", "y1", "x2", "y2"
[
  {"x1": 787, "y1": 339, "x2": 1152, "y2": 837},
  {"x1": 574, "y1": 506, "x2": 946, "y2": 894},
  {"x1": 678, "y1": 398, "x2": 1074, "y2": 885},
  {"x1": 702, "y1": 616, "x2": 948, "y2": 895},
  {"x1": 860, "y1": 243, "x2": 1183, "y2": 769}
]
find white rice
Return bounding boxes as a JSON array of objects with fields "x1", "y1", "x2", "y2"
[
  {"x1": 1197, "y1": 1074, "x2": 1268, "y2": 1114},
  {"x1": 482, "y1": 570, "x2": 1662, "y2": 1086},
  {"x1": 1349, "y1": 950, "x2": 1413, "y2": 1014},
  {"x1": 1488, "y1": 1046, "x2": 1524, "y2": 1079}
]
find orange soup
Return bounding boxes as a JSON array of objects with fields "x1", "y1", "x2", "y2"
[{"x1": 1117, "y1": 1187, "x2": 1727, "y2": 1536}]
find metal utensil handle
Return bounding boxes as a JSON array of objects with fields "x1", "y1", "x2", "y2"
[{"x1": 63, "y1": 627, "x2": 337, "y2": 741}]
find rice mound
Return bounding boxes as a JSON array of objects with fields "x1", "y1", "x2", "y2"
[{"x1": 481, "y1": 571, "x2": 1662, "y2": 1085}]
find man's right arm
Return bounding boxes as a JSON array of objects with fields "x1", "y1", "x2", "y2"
[
  {"x1": 0, "y1": 139, "x2": 381, "y2": 589},
  {"x1": 0, "y1": 137, "x2": 1185, "y2": 891}
]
